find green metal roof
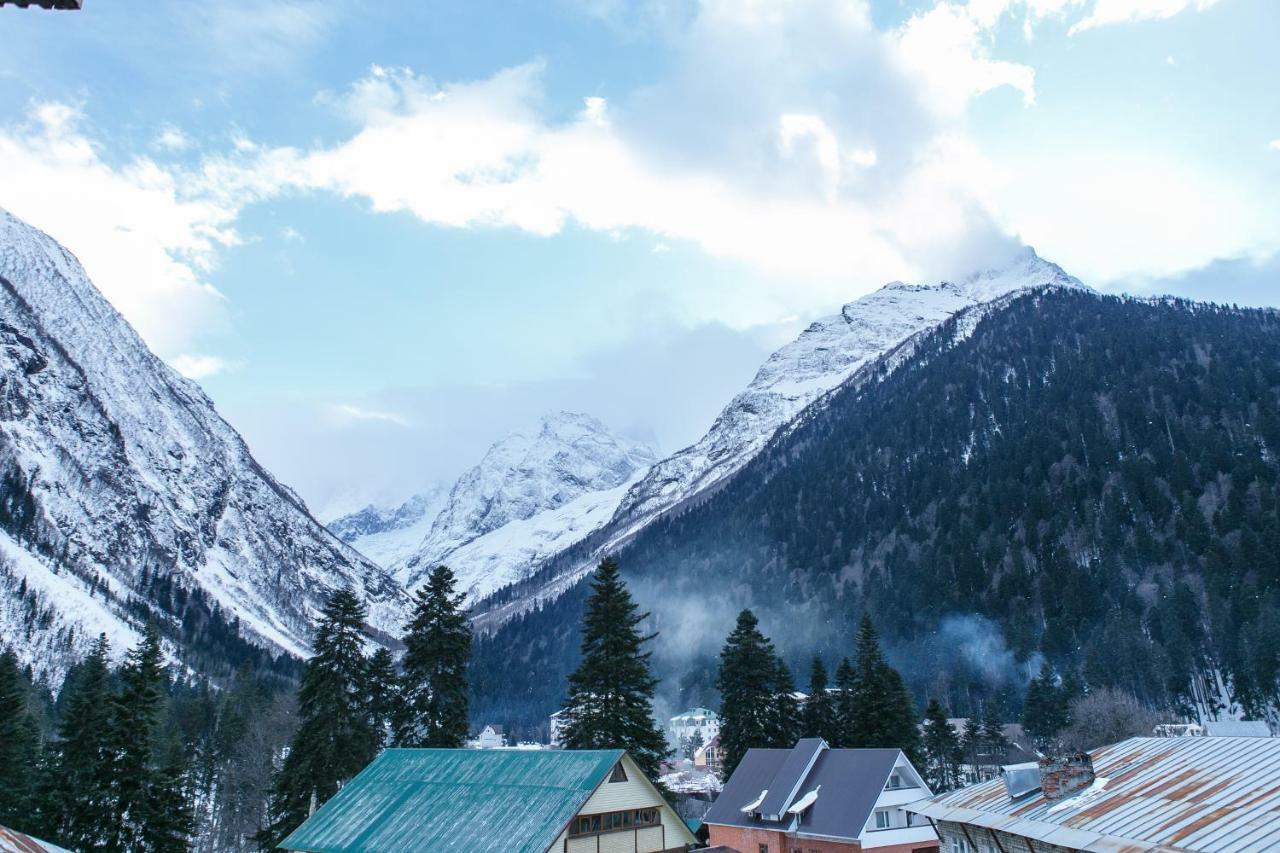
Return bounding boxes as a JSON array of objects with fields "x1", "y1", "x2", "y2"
[{"x1": 279, "y1": 748, "x2": 624, "y2": 853}]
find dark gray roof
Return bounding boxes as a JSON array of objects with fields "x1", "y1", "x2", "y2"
[
  {"x1": 705, "y1": 743, "x2": 902, "y2": 840},
  {"x1": 757, "y1": 737, "x2": 825, "y2": 819}
]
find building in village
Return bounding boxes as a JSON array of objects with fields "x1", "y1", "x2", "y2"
[
  {"x1": 703, "y1": 738, "x2": 938, "y2": 853},
  {"x1": 671, "y1": 707, "x2": 722, "y2": 749},
  {"x1": 0, "y1": 825, "x2": 70, "y2": 853},
  {"x1": 279, "y1": 748, "x2": 698, "y2": 853},
  {"x1": 695, "y1": 733, "x2": 724, "y2": 774},
  {"x1": 907, "y1": 736, "x2": 1280, "y2": 852},
  {"x1": 550, "y1": 709, "x2": 568, "y2": 748},
  {"x1": 468, "y1": 723, "x2": 506, "y2": 749},
  {"x1": 1153, "y1": 719, "x2": 1272, "y2": 738}
]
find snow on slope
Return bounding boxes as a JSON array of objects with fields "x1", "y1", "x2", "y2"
[
  {"x1": 471, "y1": 249, "x2": 1089, "y2": 625},
  {"x1": 605, "y1": 248, "x2": 1087, "y2": 540},
  {"x1": 328, "y1": 484, "x2": 450, "y2": 570},
  {"x1": 0, "y1": 208, "x2": 408, "y2": 678},
  {"x1": 331, "y1": 412, "x2": 657, "y2": 601}
]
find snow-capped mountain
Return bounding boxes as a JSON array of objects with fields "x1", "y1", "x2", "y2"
[
  {"x1": 0, "y1": 209, "x2": 408, "y2": 678},
  {"x1": 327, "y1": 484, "x2": 450, "y2": 570},
  {"x1": 347, "y1": 412, "x2": 656, "y2": 600},
  {"x1": 472, "y1": 249, "x2": 1088, "y2": 623},
  {"x1": 606, "y1": 247, "x2": 1087, "y2": 539}
]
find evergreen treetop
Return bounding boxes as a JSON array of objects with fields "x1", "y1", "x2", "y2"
[
  {"x1": 394, "y1": 564, "x2": 472, "y2": 748},
  {"x1": 559, "y1": 557, "x2": 667, "y2": 781}
]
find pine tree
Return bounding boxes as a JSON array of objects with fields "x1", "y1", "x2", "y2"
[
  {"x1": 846, "y1": 615, "x2": 920, "y2": 763},
  {"x1": 801, "y1": 657, "x2": 837, "y2": 743},
  {"x1": 0, "y1": 649, "x2": 41, "y2": 829},
  {"x1": 559, "y1": 557, "x2": 667, "y2": 781},
  {"x1": 393, "y1": 565, "x2": 471, "y2": 748},
  {"x1": 715, "y1": 609, "x2": 780, "y2": 777},
  {"x1": 921, "y1": 699, "x2": 962, "y2": 792},
  {"x1": 366, "y1": 647, "x2": 398, "y2": 749},
  {"x1": 978, "y1": 704, "x2": 1008, "y2": 767},
  {"x1": 140, "y1": 737, "x2": 194, "y2": 853},
  {"x1": 833, "y1": 657, "x2": 857, "y2": 748},
  {"x1": 259, "y1": 587, "x2": 378, "y2": 848},
  {"x1": 686, "y1": 729, "x2": 704, "y2": 760},
  {"x1": 1022, "y1": 661, "x2": 1067, "y2": 747},
  {"x1": 766, "y1": 655, "x2": 801, "y2": 748},
  {"x1": 43, "y1": 634, "x2": 115, "y2": 848},
  {"x1": 105, "y1": 624, "x2": 169, "y2": 853}
]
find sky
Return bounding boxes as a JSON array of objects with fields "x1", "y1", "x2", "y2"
[{"x1": 0, "y1": 0, "x2": 1277, "y2": 518}]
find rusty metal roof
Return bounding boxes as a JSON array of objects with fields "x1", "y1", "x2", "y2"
[
  {"x1": 0, "y1": 825, "x2": 71, "y2": 853},
  {"x1": 907, "y1": 736, "x2": 1280, "y2": 852}
]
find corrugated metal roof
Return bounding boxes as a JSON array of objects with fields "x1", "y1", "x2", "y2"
[
  {"x1": 0, "y1": 825, "x2": 71, "y2": 853},
  {"x1": 279, "y1": 747, "x2": 623, "y2": 853},
  {"x1": 909, "y1": 736, "x2": 1280, "y2": 852},
  {"x1": 1201, "y1": 721, "x2": 1271, "y2": 737}
]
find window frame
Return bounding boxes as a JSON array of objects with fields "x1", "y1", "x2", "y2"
[{"x1": 567, "y1": 807, "x2": 661, "y2": 838}]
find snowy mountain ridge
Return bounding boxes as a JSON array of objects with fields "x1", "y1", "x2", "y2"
[
  {"x1": 471, "y1": 248, "x2": 1090, "y2": 625},
  {"x1": 0, "y1": 208, "x2": 409, "y2": 678},
  {"x1": 331, "y1": 412, "x2": 657, "y2": 601}
]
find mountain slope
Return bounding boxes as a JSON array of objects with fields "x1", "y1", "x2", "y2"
[
  {"x1": 389, "y1": 412, "x2": 656, "y2": 600},
  {"x1": 328, "y1": 485, "x2": 450, "y2": 570},
  {"x1": 472, "y1": 289, "x2": 1280, "y2": 730},
  {"x1": 0, "y1": 209, "x2": 408, "y2": 679},
  {"x1": 473, "y1": 250, "x2": 1088, "y2": 624}
]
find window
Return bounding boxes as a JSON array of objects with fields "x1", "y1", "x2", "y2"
[
  {"x1": 609, "y1": 763, "x2": 627, "y2": 783},
  {"x1": 875, "y1": 809, "x2": 891, "y2": 829},
  {"x1": 758, "y1": 845, "x2": 769, "y2": 853},
  {"x1": 567, "y1": 808, "x2": 660, "y2": 837},
  {"x1": 887, "y1": 772, "x2": 903, "y2": 789},
  {"x1": 949, "y1": 836, "x2": 968, "y2": 853}
]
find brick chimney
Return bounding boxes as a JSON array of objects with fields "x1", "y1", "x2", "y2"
[{"x1": 1038, "y1": 753, "x2": 1095, "y2": 801}]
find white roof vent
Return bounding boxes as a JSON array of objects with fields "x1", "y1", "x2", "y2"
[{"x1": 787, "y1": 785, "x2": 821, "y2": 815}]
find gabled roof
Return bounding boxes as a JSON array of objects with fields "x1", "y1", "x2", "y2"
[
  {"x1": 279, "y1": 748, "x2": 624, "y2": 853},
  {"x1": 704, "y1": 742, "x2": 903, "y2": 840},
  {"x1": 909, "y1": 736, "x2": 1280, "y2": 852}
]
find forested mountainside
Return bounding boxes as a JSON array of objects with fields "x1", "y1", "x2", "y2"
[
  {"x1": 472, "y1": 289, "x2": 1280, "y2": 731},
  {"x1": 0, "y1": 209, "x2": 408, "y2": 684}
]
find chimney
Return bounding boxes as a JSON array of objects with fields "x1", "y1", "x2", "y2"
[{"x1": 1039, "y1": 753, "x2": 1095, "y2": 801}]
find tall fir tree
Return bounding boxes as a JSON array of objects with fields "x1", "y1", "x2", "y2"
[
  {"x1": 260, "y1": 587, "x2": 378, "y2": 848},
  {"x1": 559, "y1": 557, "x2": 668, "y2": 781},
  {"x1": 0, "y1": 649, "x2": 41, "y2": 830},
  {"x1": 105, "y1": 624, "x2": 170, "y2": 853},
  {"x1": 801, "y1": 656, "x2": 837, "y2": 743},
  {"x1": 833, "y1": 657, "x2": 857, "y2": 748},
  {"x1": 846, "y1": 615, "x2": 920, "y2": 763},
  {"x1": 393, "y1": 565, "x2": 472, "y2": 748},
  {"x1": 42, "y1": 634, "x2": 115, "y2": 848},
  {"x1": 1022, "y1": 662, "x2": 1068, "y2": 747},
  {"x1": 921, "y1": 699, "x2": 962, "y2": 792},
  {"x1": 765, "y1": 654, "x2": 801, "y2": 748},
  {"x1": 716, "y1": 609, "x2": 780, "y2": 777},
  {"x1": 140, "y1": 736, "x2": 195, "y2": 853},
  {"x1": 366, "y1": 647, "x2": 398, "y2": 749}
]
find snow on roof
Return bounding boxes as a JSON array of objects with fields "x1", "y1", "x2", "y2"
[
  {"x1": 739, "y1": 789, "x2": 768, "y2": 813},
  {"x1": 787, "y1": 785, "x2": 821, "y2": 815}
]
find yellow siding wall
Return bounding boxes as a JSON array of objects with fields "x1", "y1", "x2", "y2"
[{"x1": 551, "y1": 755, "x2": 695, "y2": 853}]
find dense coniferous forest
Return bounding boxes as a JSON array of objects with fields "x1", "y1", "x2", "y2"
[{"x1": 471, "y1": 290, "x2": 1280, "y2": 727}]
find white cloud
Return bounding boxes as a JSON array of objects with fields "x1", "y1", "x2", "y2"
[
  {"x1": 1069, "y1": 0, "x2": 1222, "y2": 35},
  {"x1": 331, "y1": 404, "x2": 410, "y2": 427},
  {"x1": 154, "y1": 124, "x2": 193, "y2": 152},
  {"x1": 197, "y1": 1, "x2": 337, "y2": 71},
  {"x1": 1269, "y1": 140, "x2": 1280, "y2": 152},
  {"x1": 0, "y1": 103, "x2": 236, "y2": 359},
  {"x1": 170, "y1": 354, "x2": 237, "y2": 379},
  {"x1": 894, "y1": 1, "x2": 1037, "y2": 115},
  {"x1": 280, "y1": 225, "x2": 304, "y2": 241}
]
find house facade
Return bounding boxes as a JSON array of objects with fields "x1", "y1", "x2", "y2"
[
  {"x1": 694, "y1": 734, "x2": 724, "y2": 774},
  {"x1": 704, "y1": 738, "x2": 938, "y2": 853},
  {"x1": 470, "y1": 723, "x2": 506, "y2": 749},
  {"x1": 908, "y1": 737, "x2": 1280, "y2": 853},
  {"x1": 671, "y1": 707, "x2": 721, "y2": 747},
  {"x1": 279, "y1": 748, "x2": 698, "y2": 853}
]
